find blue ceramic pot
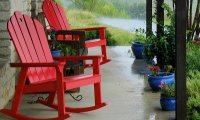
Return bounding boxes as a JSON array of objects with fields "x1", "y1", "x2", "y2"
[
  {"x1": 51, "y1": 50, "x2": 61, "y2": 57},
  {"x1": 148, "y1": 72, "x2": 174, "y2": 91},
  {"x1": 131, "y1": 41, "x2": 145, "y2": 59},
  {"x1": 160, "y1": 96, "x2": 176, "y2": 111}
]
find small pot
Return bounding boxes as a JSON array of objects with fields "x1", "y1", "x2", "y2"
[
  {"x1": 160, "y1": 96, "x2": 176, "y2": 111},
  {"x1": 51, "y1": 49, "x2": 61, "y2": 57}
]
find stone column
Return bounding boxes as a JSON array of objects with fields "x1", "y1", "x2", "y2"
[
  {"x1": 0, "y1": 0, "x2": 31, "y2": 109},
  {"x1": 37, "y1": 0, "x2": 44, "y2": 13}
]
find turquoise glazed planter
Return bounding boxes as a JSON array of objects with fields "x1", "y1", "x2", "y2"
[
  {"x1": 51, "y1": 50, "x2": 61, "y2": 57},
  {"x1": 148, "y1": 72, "x2": 174, "y2": 91},
  {"x1": 160, "y1": 96, "x2": 176, "y2": 111}
]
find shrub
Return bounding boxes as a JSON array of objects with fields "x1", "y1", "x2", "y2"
[
  {"x1": 106, "y1": 30, "x2": 117, "y2": 46},
  {"x1": 186, "y1": 43, "x2": 200, "y2": 119},
  {"x1": 187, "y1": 97, "x2": 200, "y2": 120},
  {"x1": 85, "y1": 30, "x2": 116, "y2": 46},
  {"x1": 187, "y1": 78, "x2": 200, "y2": 120},
  {"x1": 85, "y1": 31, "x2": 99, "y2": 40},
  {"x1": 186, "y1": 42, "x2": 200, "y2": 73}
]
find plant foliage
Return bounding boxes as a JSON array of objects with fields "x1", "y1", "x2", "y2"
[
  {"x1": 85, "y1": 30, "x2": 117, "y2": 46},
  {"x1": 143, "y1": 3, "x2": 175, "y2": 68},
  {"x1": 187, "y1": 78, "x2": 200, "y2": 120},
  {"x1": 49, "y1": 31, "x2": 76, "y2": 56},
  {"x1": 159, "y1": 82, "x2": 175, "y2": 97}
]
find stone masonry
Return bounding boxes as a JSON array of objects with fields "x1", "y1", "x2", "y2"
[{"x1": 0, "y1": 0, "x2": 43, "y2": 109}]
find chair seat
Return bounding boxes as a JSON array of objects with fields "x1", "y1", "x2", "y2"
[
  {"x1": 64, "y1": 74, "x2": 100, "y2": 90},
  {"x1": 23, "y1": 73, "x2": 101, "y2": 94}
]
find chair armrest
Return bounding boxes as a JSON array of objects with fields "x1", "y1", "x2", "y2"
[
  {"x1": 48, "y1": 40, "x2": 83, "y2": 47},
  {"x1": 53, "y1": 55, "x2": 102, "y2": 75},
  {"x1": 10, "y1": 62, "x2": 57, "y2": 67},
  {"x1": 53, "y1": 55, "x2": 102, "y2": 61},
  {"x1": 73, "y1": 27, "x2": 106, "y2": 31},
  {"x1": 55, "y1": 30, "x2": 85, "y2": 36}
]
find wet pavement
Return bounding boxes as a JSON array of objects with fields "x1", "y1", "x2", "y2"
[{"x1": 0, "y1": 46, "x2": 175, "y2": 120}]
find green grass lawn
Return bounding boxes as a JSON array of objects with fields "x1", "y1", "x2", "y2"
[{"x1": 66, "y1": 9, "x2": 135, "y2": 46}]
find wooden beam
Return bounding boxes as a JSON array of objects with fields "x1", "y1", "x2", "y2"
[
  {"x1": 156, "y1": 0, "x2": 164, "y2": 37},
  {"x1": 175, "y1": 0, "x2": 187, "y2": 119},
  {"x1": 146, "y1": 0, "x2": 152, "y2": 36}
]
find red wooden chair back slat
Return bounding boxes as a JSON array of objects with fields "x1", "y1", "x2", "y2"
[
  {"x1": 16, "y1": 13, "x2": 46, "y2": 82},
  {"x1": 34, "y1": 19, "x2": 56, "y2": 79},
  {"x1": 43, "y1": 0, "x2": 60, "y2": 29},
  {"x1": 8, "y1": 13, "x2": 39, "y2": 82},
  {"x1": 8, "y1": 11, "x2": 56, "y2": 84},
  {"x1": 43, "y1": 0, "x2": 72, "y2": 40},
  {"x1": 56, "y1": 4, "x2": 71, "y2": 30}
]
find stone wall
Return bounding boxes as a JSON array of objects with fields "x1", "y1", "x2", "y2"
[
  {"x1": 0, "y1": 0, "x2": 44, "y2": 109},
  {"x1": 31, "y1": 0, "x2": 44, "y2": 18}
]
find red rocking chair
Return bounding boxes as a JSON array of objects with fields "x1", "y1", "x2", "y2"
[
  {"x1": 42, "y1": 0, "x2": 111, "y2": 66},
  {"x1": 0, "y1": 11, "x2": 106, "y2": 120}
]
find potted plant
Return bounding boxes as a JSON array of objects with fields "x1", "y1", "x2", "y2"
[
  {"x1": 143, "y1": 3, "x2": 175, "y2": 68},
  {"x1": 49, "y1": 31, "x2": 62, "y2": 57},
  {"x1": 49, "y1": 31, "x2": 76, "y2": 57},
  {"x1": 131, "y1": 28, "x2": 150, "y2": 59},
  {"x1": 49, "y1": 31, "x2": 82, "y2": 97},
  {"x1": 159, "y1": 82, "x2": 176, "y2": 111},
  {"x1": 147, "y1": 65, "x2": 174, "y2": 91}
]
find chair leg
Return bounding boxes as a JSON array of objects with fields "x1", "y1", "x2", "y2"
[
  {"x1": 56, "y1": 90, "x2": 65, "y2": 117},
  {"x1": 47, "y1": 92, "x2": 56, "y2": 104},
  {"x1": 56, "y1": 65, "x2": 66, "y2": 118},
  {"x1": 11, "y1": 68, "x2": 28, "y2": 113},
  {"x1": 94, "y1": 83, "x2": 102, "y2": 105},
  {"x1": 101, "y1": 45, "x2": 111, "y2": 65}
]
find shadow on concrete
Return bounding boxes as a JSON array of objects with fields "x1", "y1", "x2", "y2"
[{"x1": 131, "y1": 59, "x2": 151, "y2": 75}]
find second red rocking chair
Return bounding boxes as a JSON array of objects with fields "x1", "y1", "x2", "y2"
[
  {"x1": 0, "y1": 11, "x2": 107, "y2": 120},
  {"x1": 42, "y1": 0, "x2": 111, "y2": 66}
]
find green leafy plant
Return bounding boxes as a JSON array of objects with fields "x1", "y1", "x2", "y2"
[
  {"x1": 159, "y1": 81, "x2": 175, "y2": 97},
  {"x1": 148, "y1": 65, "x2": 173, "y2": 76},
  {"x1": 85, "y1": 30, "x2": 117, "y2": 46},
  {"x1": 144, "y1": 3, "x2": 175, "y2": 68},
  {"x1": 49, "y1": 31, "x2": 61, "y2": 51},
  {"x1": 106, "y1": 30, "x2": 117, "y2": 46},
  {"x1": 164, "y1": 65, "x2": 174, "y2": 75},
  {"x1": 60, "y1": 44, "x2": 76, "y2": 56},
  {"x1": 49, "y1": 31, "x2": 76, "y2": 56},
  {"x1": 187, "y1": 78, "x2": 200, "y2": 120},
  {"x1": 186, "y1": 42, "x2": 200, "y2": 74},
  {"x1": 133, "y1": 28, "x2": 146, "y2": 44},
  {"x1": 187, "y1": 97, "x2": 200, "y2": 120}
]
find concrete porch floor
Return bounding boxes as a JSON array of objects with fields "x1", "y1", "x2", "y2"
[{"x1": 0, "y1": 46, "x2": 175, "y2": 120}]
